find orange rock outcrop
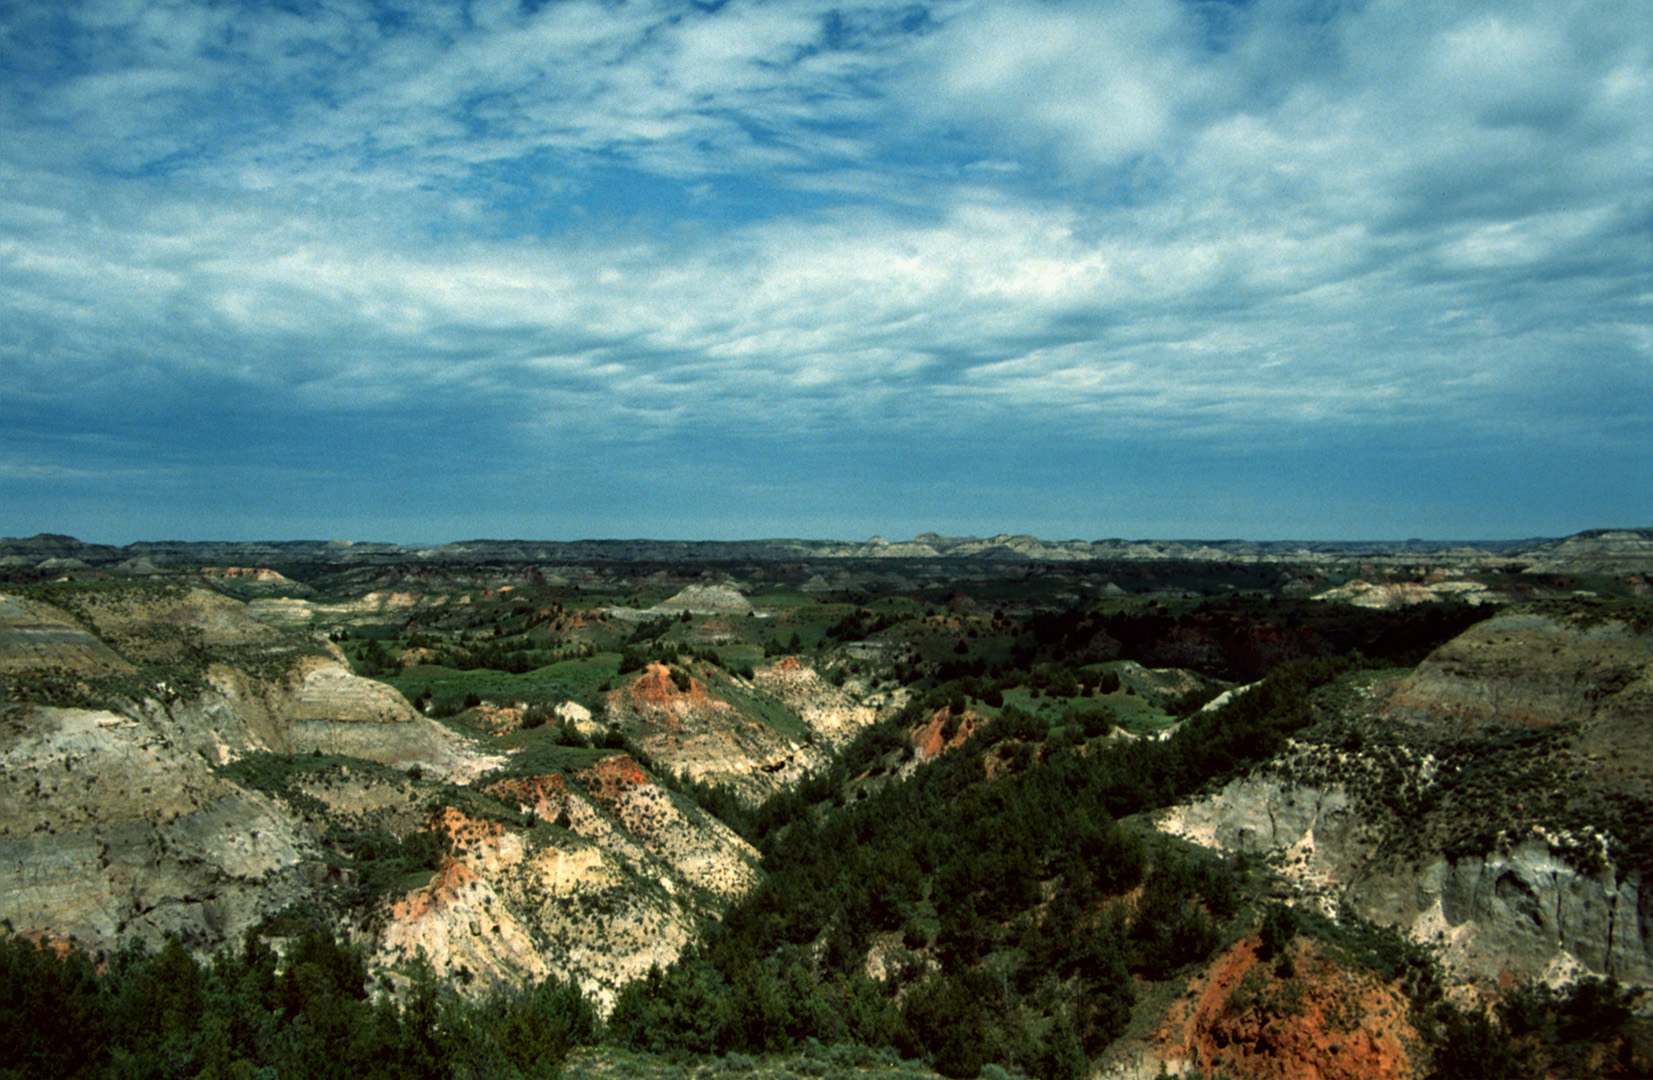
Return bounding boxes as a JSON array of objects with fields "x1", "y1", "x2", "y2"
[{"x1": 1155, "y1": 935, "x2": 1421, "y2": 1080}]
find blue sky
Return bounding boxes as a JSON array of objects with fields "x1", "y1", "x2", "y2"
[{"x1": 1, "y1": 0, "x2": 1649, "y2": 544}]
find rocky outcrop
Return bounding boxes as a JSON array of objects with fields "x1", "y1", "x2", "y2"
[
  {"x1": 753, "y1": 657, "x2": 886, "y2": 754},
  {"x1": 569, "y1": 755, "x2": 762, "y2": 902},
  {"x1": 0, "y1": 581, "x2": 771, "y2": 1011},
  {"x1": 1517, "y1": 529, "x2": 1653, "y2": 575},
  {"x1": 603, "y1": 662, "x2": 846, "y2": 804},
  {"x1": 1160, "y1": 608, "x2": 1653, "y2": 989},
  {"x1": 0, "y1": 592, "x2": 132, "y2": 675},
  {"x1": 194, "y1": 566, "x2": 312, "y2": 596},
  {"x1": 1156, "y1": 608, "x2": 1653, "y2": 987},
  {"x1": 378, "y1": 758, "x2": 762, "y2": 1012},
  {"x1": 1123, "y1": 936, "x2": 1422, "y2": 1080},
  {"x1": 0, "y1": 706, "x2": 309, "y2": 951},
  {"x1": 1160, "y1": 776, "x2": 1372, "y2": 897},
  {"x1": 379, "y1": 854, "x2": 555, "y2": 991},
  {"x1": 649, "y1": 585, "x2": 753, "y2": 616},
  {"x1": 47, "y1": 585, "x2": 288, "y2": 658},
  {"x1": 0, "y1": 584, "x2": 485, "y2": 953},
  {"x1": 1112, "y1": 660, "x2": 1222, "y2": 702},
  {"x1": 609, "y1": 656, "x2": 896, "y2": 802},
  {"x1": 1161, "y1": 769, "x2": 1653, "y2": 985},
  {"x1": 605, "y1": 584, "x2": 756, "y2": 623},
  {"x1": 1354, "y1": 835, "x2": 1652, "y2": 984},
  {"x1": 2, "y1": 583, "x2": 491, "y2": 789},
  {"x1": 173, "y1": 656, "x2": 487, "y2": 781},
  {"x1": 243, "y1": 590, "x2": 437, "y2": 629}
]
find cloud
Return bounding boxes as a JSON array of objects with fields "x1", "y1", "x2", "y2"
[
  {"x1": 912, "y1": 0, "x2": 1221, "y2": 168},
  {"x1": 0, "y1": 0, "x2": 1647, "y2": 540}
]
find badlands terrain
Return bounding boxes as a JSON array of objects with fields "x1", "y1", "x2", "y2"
[{"x1": 2, "y1": 528, "x2": 1652, "y2": 1079}]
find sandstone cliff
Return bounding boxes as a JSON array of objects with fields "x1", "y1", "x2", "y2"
[
  {"x1": 0, "y1": 584, "x2": 493, "y2": 956},
  {"x1": 0, "y1": 705, "x2": 310, "y2": 950},
  {"x1": 370, "y1": 755, "x2": 762, "y2": 1012},
  {"x1": 1159, "y1": 606, "x2": 1653, "y2": 991}
]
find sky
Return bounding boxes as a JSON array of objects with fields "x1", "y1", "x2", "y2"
[{"x1": 1, "y1": 0, "x2": 1649, "y2": 545}]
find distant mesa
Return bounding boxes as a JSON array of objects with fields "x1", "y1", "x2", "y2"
[
  {"x1": 649, "y1": 584, "x2": 752, "y2": 616},
  {"x1": 608, "y1": 584, "x2": 754, "y2": 622}
]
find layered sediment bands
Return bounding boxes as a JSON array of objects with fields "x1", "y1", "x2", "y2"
[
  {"x1": 1521, "y1": 529, "x2": 1653, "y2": 575},
  {"x1": 55, "y1": 585, "x2": 286, "y2": 659},
  {"x1": 0, "y1": 707, "x2": 308, "y2": 950},
  {"x1": 180, "y1": 656, "x2": 484, "y2": 779},
  {"x1": 648, "y1": 584, "x2": 753, "y2": 616},
  {"x1": 0, "y1": 593, "x2": 132, "y2": 675},
  {"x1": 275, "y1": 658, "x2": 480, "y2": 774},
  {"x1": 1387, "y1": 612, "x2": 1653, "y2": 733}
]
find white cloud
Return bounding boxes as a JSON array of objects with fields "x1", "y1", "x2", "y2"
[
  {"x1": 0, "y1": 0, "x2": 1648, "y2": 534},
  {"x1": 916, "y1": 0, "x2": 1218, "y2": 167}
]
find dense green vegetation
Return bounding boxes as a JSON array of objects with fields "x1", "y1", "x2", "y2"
[
  {"x1": 0, "y1": 928, "x2": 595, "y2": 1080},
  {"x1": 599, "y1": 655, "x2": 1361, "y2": 1079}
]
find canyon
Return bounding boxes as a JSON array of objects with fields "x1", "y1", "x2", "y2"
[{"x1": 3, "y1": 527, "x2": 1651, "y2": 1078}]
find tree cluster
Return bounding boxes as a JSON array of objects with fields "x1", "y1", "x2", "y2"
[{"x1": 0, "y1": 929, "x2": 595, "y2": 1080}]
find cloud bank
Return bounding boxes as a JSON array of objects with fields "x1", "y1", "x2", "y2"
[{"x1": 1, "y1": 0, "x2": 1648, "y2": 541}]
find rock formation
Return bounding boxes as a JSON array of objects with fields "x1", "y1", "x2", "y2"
[
  {"x1": 0, "y1": 705, "x2": 310, "y2": 951},
  {"x1": 600, "y1": 659, "x2": 889, "y2": 805},
  {"x1": 1160, "y1": 606, "x2": 1653, "y2": 990},
  {"x1": 1128, "y1": 935, "x2": 1423, "y2": 1080},
  {"x1": 1311, "y1": 579, "x2": 1498, "y2": 609},
  {"x1": 648, "y1": 584, "x2": 753, "y2": 616},
  {"x1": 0, "y1": 592, "x2": 132, "y2": 675},
  {"x1": 373, "y1": 756, "x2": 762, "y2": 1012}
]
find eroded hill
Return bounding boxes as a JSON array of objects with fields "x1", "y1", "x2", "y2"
[
  {"x1": 1161, "y1": 603, "x2": 1653, "y2": 993},
  {"x1": 4, "y1": 538, "x2": 1653, "y2": 1080}
]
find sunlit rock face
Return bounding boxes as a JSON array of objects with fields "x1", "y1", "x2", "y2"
[
  {"x1": 0, "y1": 706, "x2": 310, "y2": 951},
  {"x1": 1161, "y1": 608, "x2": 1653, "y2": 989},
  {"x1": 377, "y1": 757, "x2": 762, "y2": 1013}
]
